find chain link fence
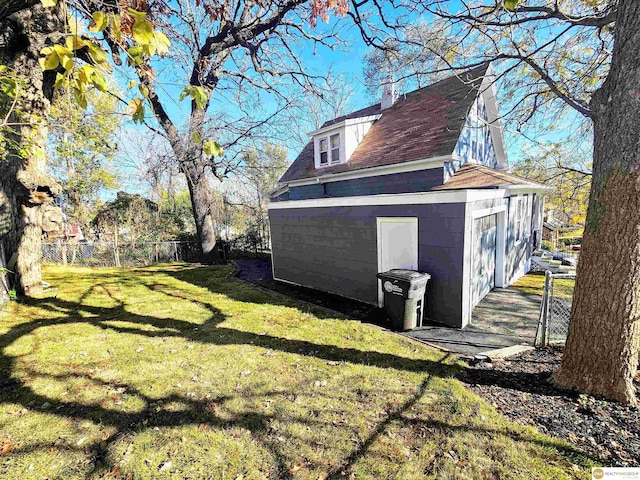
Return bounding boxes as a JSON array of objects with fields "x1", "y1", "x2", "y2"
[
  {"x1": 535, "y1": 271, "x2": 576, "y2": 346},
  {"x1": 42, "y1": 241, "x2": 200, "y2": 267}
]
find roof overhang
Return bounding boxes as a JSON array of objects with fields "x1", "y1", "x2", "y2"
[
  {"x1": 307, "y1": 114, "x2": 382, "y2": 137},
  {"x1": 282, "y1": 155, "x2": 452, "y2": 188},
  {"x1": 268, "y1": 183, "x2": 548, "y2": 210},
  {"x1": 501, "y1": 183, "x2": 552, "y2": 194},
  {"x1": 269, "y1": 184, "x2": 290, "y2": 198}
]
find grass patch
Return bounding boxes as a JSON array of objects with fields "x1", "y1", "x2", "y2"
[
  {"x1": 0, "y1": 264, "x2": 592, "y2": 478},
  {"x1": 511, "y1": 272, "x2": 575, "y2": 299}
]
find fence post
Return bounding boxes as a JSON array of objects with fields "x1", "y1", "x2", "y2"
[
  {"x1": 174, "y1": 241, "x2": 178, "y2": 262},
  {"x1": 543, "y1": 270, "x2": 552, "y2": 346}
]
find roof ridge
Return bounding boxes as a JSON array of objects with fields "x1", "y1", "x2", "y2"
[
  {"x1": 400, "y1": 63, "x2": 490, "y2": 98},
  {"x1": 321, "y1": 63, "x2": 490, "y2": 127}
]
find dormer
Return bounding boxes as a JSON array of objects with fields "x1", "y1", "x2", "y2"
[{"x1": 310, "y1": 114, "x2": 380, "y2": 170}]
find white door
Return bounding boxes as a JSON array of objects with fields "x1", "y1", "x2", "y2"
[
  {"x1": 471, "y1": 214, "x2": 497, "y2": 309},
  {"x1": 376, "y1": 218, "x2": 418, "y2": 306}
]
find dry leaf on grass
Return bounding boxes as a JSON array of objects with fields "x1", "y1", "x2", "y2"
[
  {"x1": 289, "y1": 462, "x2": 307, "y2": 474},
  {"x1": 0, "y1": 439, "x2": 14, "y2": 455}
]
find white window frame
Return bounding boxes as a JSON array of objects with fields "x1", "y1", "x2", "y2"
[
  {"x1": 319, "y1": 137, "x2": 329, "y2": 166},
  {"x1": 329, "y1": 133, "x2": 341, "y2": 164},
  {"x1": 314, "y1": 130, "x2": 344, "y2": 169},
  {"x1": 513, "y1": 195, "x2": 529, "y2": 242}
]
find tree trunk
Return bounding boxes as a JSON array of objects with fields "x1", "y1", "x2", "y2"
[
  {"x1": 181, "y1": 153, "x2": 218, "y2": 263},
  {"x1": 553, "y1": 0, "x2": 640, "y2": 404},
  {"x1": 0, "y1": 4, "x2": 64, "y2": 297}
]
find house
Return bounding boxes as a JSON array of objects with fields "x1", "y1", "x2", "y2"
[
  {"x1": 46, "y1": 220, "x2": 85, "y2": 242},
  {"x1": 268, "y1": 64, "x2": 548, "y2": 328}
]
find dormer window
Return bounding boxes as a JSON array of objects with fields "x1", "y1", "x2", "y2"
[
  {"x1": 314, "y1": 131, "x2": 344, "y2": 168},
  {"x1": 319, "y1": 138, "x2": 328, "y2": 165},
  {"x1": 310, "y1": 114, "x2": 379, "y2": 170},
  {"x1": 330, "y1": 134, "x2": 340, "y2": 164}
]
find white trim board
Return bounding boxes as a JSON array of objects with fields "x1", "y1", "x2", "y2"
[
  {"x1": 284, "y1": 155, "x2": 451, "y2": 187},
  {"x1": 268, "y1": 186, "x2": 547, "y2": 210},
  {"x1": 308, "y1": 114, "x2": 382, "y2": 137}
]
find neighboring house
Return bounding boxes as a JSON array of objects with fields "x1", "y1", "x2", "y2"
[
  {"x1": 268, "y1": 64, "x2": 548, "y2": 328},
  {"x1": 542, "y1": 216, "x2": 563, "y2": 246},
  {"x1": 46, "y1": 221, "x2": 85, "y2": 242}
]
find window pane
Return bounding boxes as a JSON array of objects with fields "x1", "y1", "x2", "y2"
[
  {"x1": 320, "y1": 151, "x2": 328, "y2": 164},
  {"x1": 331, "y1": 148, "x2": 340, "y2": 163},
  {"x1": 330, "y1": 134, "x2": 339, "y2": 149},
  {"x1": 319, "y1": 138, "x2": 327, "y2": 151}
]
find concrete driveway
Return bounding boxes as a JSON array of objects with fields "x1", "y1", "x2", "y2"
[{"x1": 403, "y1": 288, "x2": 542, "y2": 357}]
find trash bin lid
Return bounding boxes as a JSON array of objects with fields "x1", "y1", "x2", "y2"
[{"x1": 377, "y1": 269, "x2": 431, "y2": 283}]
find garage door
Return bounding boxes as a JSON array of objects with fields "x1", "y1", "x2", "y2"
[{"x1": 471, "y1": 214, "x2": 497, "y2": 309}]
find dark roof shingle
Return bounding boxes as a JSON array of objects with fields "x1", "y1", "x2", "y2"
[{"x1": 280, "y1": 64, "x2": 489, "y2": 183}]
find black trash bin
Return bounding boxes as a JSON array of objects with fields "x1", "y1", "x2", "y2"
[{"x1": 377, "y1": 269, "x2": 430, "y2": 331}]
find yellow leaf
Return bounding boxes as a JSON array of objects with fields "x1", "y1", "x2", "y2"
[
  {"x1": 40, "y1": 0, "x2": 57, "y2": 7},
  {"x1": 90, "y1": 11, "x2": 108, "y2": 32},
  {"x1": 54, "y1": 73, "x2": 66, "y2": 88},
  {"x1": 65, "y1": 35, "x2": 85, "y2": 50},
  {"x1": 127, "y1": 46, "x2": 144, "y2": 65},
  {"x1": 133, "y1": 20, "x2": 154, "y2": 45},
  {"x1": 128, "y1": 98, "x2": 143, "y2": 114},
  {"x1": 127, "y1": 79, "x2": 137, "y2": 89},
  {"x1": 74, "y1": 87, "x2": 87, "y2": 109},
  {"x1": 128, "y1": 98, "x2": 145, "y2": 122},
  {"x1": 91, "y1": 71, "x2": 108, "y2": 92},
  {"x1": 138, "y1": 84, "x2": 149, "y2": 98},
  {"x1": 60, "y1": 55, "x2": 74, "y2": 72},
  {"x1": 110, "y1": 13, "x2": 122, "y2": 42},
  {"x1": 143, "y1": 43, "x2": 156, "y2": 58},
  {"x1": 78, "y1": 65, "x2": 94, "y2": 83},
  {"x1": 203, "y1": 139, "x2": 223, "y2": 157},
  {"x1": 126, "y1": 8, "x2": 147, "y2": 22},
  {"x1": 87, "y1": 42, "x2": 109, "y2": 66},
  {"x1": 53, "y1": 44, "x2": 73, "y2": 57},
  {"x1": 42, "y1": 51, "x2": 60, "y2": 71},
  {"x1": 153, "y1": 31, "x2": 171, "y2": 56}
]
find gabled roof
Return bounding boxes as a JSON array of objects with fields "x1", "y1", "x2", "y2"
[
  {"x1": 433, "y1": 163, "x2": 545, "y2": 190},
  {"x1": 280, "y1": 64, "x2": 489, "y2": 183}
]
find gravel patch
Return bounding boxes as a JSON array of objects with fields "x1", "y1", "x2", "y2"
[{"x1": 460, "y1": 347, "x2": 640, "y2": 467}]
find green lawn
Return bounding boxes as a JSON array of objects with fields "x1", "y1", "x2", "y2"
[
  {"x1": 0, "y1": 264, "x2": 591, "y2": 479},
  {"x1": 511, "y1": 271, "x2": 575, "y2": 299}
]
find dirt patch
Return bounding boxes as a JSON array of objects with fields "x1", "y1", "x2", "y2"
[
  {"x1": 234, "y1": 259, "x2": 384, "y2": 322},
  {"x1": 460, "y1": 347, "x2": 640, "y2": 467}
]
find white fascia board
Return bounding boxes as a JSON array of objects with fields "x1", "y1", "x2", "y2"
[
  {"x1": 502, "y1": 184, "x2": 552, "y2": 195},
  {"x1": 268, "y1": 188, "x2": 507, "y2": 210},
  {"x1": 307, "y1": 115, "x2": 381, "y2": 137},
  {"x1": 480, "y1": 64, "x2": 508, "y2": 169},
  {"x1": 285, "y1": 155, "x2": 452, "y2": 187},
  {"x1": 269, "y1": 184, "x2": 290, "y2": 197}
]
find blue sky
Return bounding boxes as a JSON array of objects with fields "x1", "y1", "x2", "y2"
[{"x1": 113, "y1": 4, "x2": 591, "y2": 196}]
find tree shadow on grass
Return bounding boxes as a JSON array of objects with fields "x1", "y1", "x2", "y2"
[{"x1": 0, "y1": 265, "x2": 592, "y2": 478}]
